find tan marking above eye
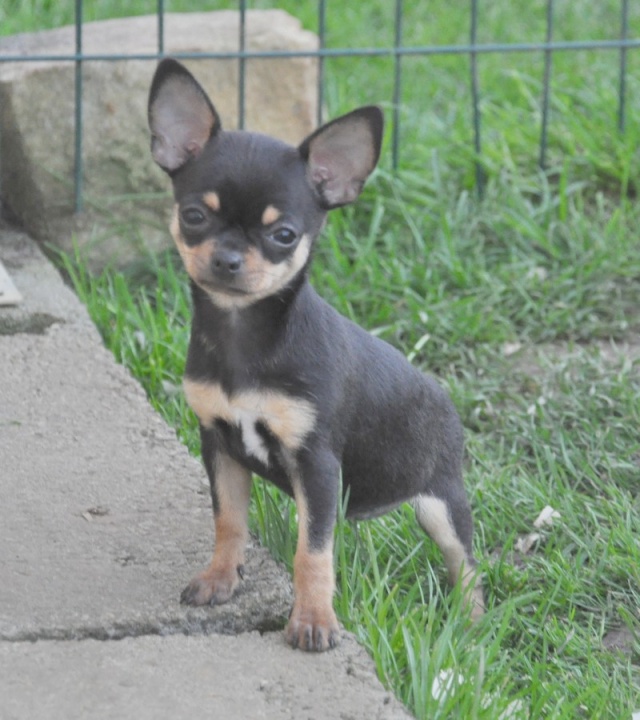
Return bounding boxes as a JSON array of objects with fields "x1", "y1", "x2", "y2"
[
  {"x1": 203, "y1": 192, "x2": 221, "y2": 211},
  {"x1": 261, "y1": 204, "x2": 282, "y2": 225},
  {"x1": 183, "y1": 378, "x2": 317, "y2": 454}
]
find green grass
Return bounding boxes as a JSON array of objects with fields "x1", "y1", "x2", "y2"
[{"x1": 7, "y1": 1, "x2": 640, "y2": 718}]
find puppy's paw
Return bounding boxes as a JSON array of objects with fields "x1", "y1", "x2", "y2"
[
  {"x1": 180, "y1": 564, "x2": 244, "y2": 606},
  {"x1": 285, "y1": 603, "x2": 341, "y2": 652}
]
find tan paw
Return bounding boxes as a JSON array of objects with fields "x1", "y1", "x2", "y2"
[
  {"x1": 285, "y1": 604, "x2": 341, "y2": 652},
  {"x1": 180, "y1": 563, "x2": 244, "y2": 606}
]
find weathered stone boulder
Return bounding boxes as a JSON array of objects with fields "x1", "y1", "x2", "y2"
[{"x1": 0, "y1": 11, "x2": 318, "y2": 268}]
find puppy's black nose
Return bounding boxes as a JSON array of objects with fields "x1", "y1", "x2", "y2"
[{"x1": 212, "y1": 249, "x2": 243, "y2": 275}]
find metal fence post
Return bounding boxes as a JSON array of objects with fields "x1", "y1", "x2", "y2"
[
  {"x1": 470, "y1": 0, "x2": 485, "y2": 197},
  {"x1": 238, "y1": 0, "x2": 246, "y2": 130},
  {"x1": 392, "y1": 0, "x2": 404, "y2": 170},
  {"x1": 317, "y1": 0, "x2": 326, "y2": 127},
  {"x1": 73, "y1": 0, "x2": 84, "y2": 214},
  {"x1": 618, "y1": 0, "x2": 629, "y2": 133},
  {"x1": 157, "y1": 0, "x2": 165, "y2": 58},
  {"x1": 539, "y1": 0, "x2": 555, "y2": 170}
]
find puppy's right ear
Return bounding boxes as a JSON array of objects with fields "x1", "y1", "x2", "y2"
[
  {"x1": 148, "y1": 58, "x2": 220, "y2": 174},
  {"x1": 299, "y1": 106, "x2": 383, "y2": 209}
]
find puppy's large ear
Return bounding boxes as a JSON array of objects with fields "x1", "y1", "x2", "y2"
[
  {"x1": 299, "y1": 106, "x2": 383, "y2": 209},
  {"x1": 148, "y1": 58, "x2": 220, "y2": 174}
]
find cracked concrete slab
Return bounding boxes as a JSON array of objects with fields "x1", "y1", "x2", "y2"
[{"x1": 0, "y1": 633, "x2": 407, "y2": 720}]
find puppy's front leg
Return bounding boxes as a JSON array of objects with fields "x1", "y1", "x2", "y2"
[
  {"x1": 286, "y1": 449, "x2": 341, "y2": 652},
  {"x1": 181, "y1": 428, "x2": 251, "y2": 606}
]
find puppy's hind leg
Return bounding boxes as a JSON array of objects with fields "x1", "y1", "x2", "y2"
[{"x1": 413, "y1": 489, "x2": 484, "y2": 620}]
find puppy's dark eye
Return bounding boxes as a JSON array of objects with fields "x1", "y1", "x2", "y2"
[
  {"x1": 181, "y1": 207, "x2": 206, "y2": 226},
  {"x1": 271, "y1": 227, "x2": 297, "y2": 246}
]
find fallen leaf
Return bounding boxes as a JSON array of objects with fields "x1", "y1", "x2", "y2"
[
  {"x1": 82, "y1": 506, "x2": 109, "y2": 521},
  {"x1": 515, "y1": 532, "x2": 541, "y2": 555},
  {"x1": 502, "y1": 342, "x2": 522, "y2": 357},
  {"x1": 533, "y1": 505, "x2": 560, "y2": 529}
]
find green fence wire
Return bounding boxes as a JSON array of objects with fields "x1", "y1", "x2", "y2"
[{"x1": 0, "y1": 0, "x2": 637, "y2": 211}]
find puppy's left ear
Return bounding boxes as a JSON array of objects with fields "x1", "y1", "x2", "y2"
[{"x1": 299, "y1": 106, "x2": 383, "y2": 209}]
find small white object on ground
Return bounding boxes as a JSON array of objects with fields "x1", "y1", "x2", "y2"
[
  {"x1": 533, "y1": 505, "x2": 561, "y2": 529},
  {"x1": 0, "y1": 260, "x2": 23, "y2": 306}
]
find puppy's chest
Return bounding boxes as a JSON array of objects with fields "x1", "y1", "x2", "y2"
[{"x1": 183, "y1": 377, "x2": 316, "y2": 466}]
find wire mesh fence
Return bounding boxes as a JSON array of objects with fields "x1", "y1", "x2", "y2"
[{"x1": 0, "y1": 0, "x2": 638, "y2": 210}]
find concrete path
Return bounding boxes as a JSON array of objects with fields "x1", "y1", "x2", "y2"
[{"x1": 0, "y1": 225, "x2": 412, "y2": 719}]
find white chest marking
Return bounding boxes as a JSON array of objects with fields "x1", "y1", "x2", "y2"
[
  {"x1": 236, "y1": 409, "x2": 269, "y2": 464},
  {"x1": 183, "y1": 379, "x2": 317, "y2": 465}
]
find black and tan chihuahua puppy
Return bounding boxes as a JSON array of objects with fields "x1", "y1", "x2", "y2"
[{"x1": 148, "y1": 58, "x2": 483, "y2": 652}]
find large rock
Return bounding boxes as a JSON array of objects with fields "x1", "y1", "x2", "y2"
[{"x1": 0, "y1": 12, "x2": 318, "y2": 268}]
